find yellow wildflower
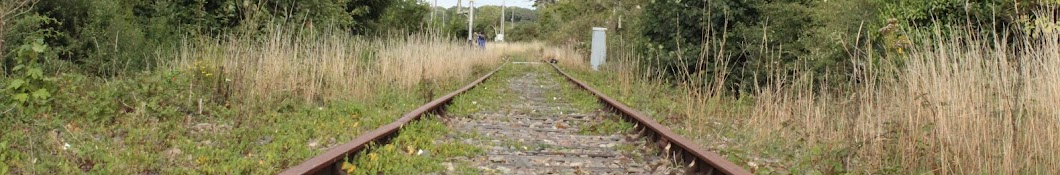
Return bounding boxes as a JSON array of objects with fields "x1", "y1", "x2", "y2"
[
  {"x1": 368, "y1": 153, "x2": 378, "y2": 161},
  {"x1": 405, "y1": 146, "x2": 416, "y2": 155},
  {"x1": 342, "y1": 161, "x2": 357, "y2": 174}
]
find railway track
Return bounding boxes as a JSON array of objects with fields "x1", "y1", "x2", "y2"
[{"x1": 281, "y1": 62, "x2": 751, "y2": 175}]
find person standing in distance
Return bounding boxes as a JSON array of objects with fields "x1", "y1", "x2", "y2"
[{"x1": 476, "y1": 32, "x2": 487, "y2": 49}]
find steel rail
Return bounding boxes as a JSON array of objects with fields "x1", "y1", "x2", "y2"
[
  {"x1": 280, "y1": 63, "x2": 507, "y2": 175},
  {"x1": 549, "y1": 63, "x2": 753, "y2": 175}
]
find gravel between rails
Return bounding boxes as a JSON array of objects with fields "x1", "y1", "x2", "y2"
[{"x1": 439, "y1": 64, "x2": 684, "y2": 175}]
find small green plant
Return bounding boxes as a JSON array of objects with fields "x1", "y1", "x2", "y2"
[
  {"x1": 346, "y1": 116, "x2": 483, "y2": 174},
  {"x1": 6, "y1": 38, "x2": 55, "y2": 108},
  {"x1": 579, "y1": 115, "x2": 633, "y2": 135},
  {"x1": 0, "y1": 141, "x2": 13, "y2": 174}
]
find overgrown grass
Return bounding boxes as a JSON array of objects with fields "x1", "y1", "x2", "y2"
[
  {"x1": 346, "y1": 54, "x2": 622, "y2": 174},
  {"x1": 558, "y1": 16, "x2": 1060, "y2": 174},
  {"x1": 344, "y1": 54, "x2": 536, "y2": 174},
  {"x1": 446, "y1": 64, "x2": 522, "y2": 117},
  {"x1": 0, "y1": 27, "x2": 541, "y2": 173},
  {"x1": 577, "y1": 114, "x2": 633, "y2": 136},
  {"x1": 543, "y1": 66, "x2": 602, "y2": 113},
  {"x1": 343, "y1": 115, "x2": 483, "y2": 175}
]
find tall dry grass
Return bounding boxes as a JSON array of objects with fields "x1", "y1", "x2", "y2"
[
  {"x1": 734, "y1": 26, "x2": 1059, "y2": 174},
  {"x1": 541, "y1": 44, "x2": 590, "y2": 70},
  {"x1": 732, "y1": 24, "x2": 1060, "y2": 174},
  {"x1": 170, "y1": 29, "x2": 536, "y2": 108},
  {"x1": 564, "y1": 16, "x2": 1060, "y2": 174}
]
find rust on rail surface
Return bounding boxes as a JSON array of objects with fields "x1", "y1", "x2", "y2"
[
  {"x1": 280, "y1": 63, "x2": 506, "y2": 175},
  {"x1": 549, "y1": 64, "x2": 752, "y2": 175}
]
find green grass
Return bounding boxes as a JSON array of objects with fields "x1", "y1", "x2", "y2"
[
  {"x1": 0, "y1": 69, "x2": 479, "y2": 174},
  {"x1": 337, "y1": 54, "x2": 539, "y2": 174},
  {"x1": 542, "y1": 66, "x2": 603, "y2": 113},
  {"x1": 555, "y1": 64, "x2": 758, "y2": 169},
  {"x1": 559, "y1": 64, "x2": 861, "y2": 174},
  {"x1": 536, "y1": 65, "x2": 637, "y2": 136},
  {"x1": 446, "y1": 61, "x2": 527, "y2": 117},
  {"x1": 339, "y1": 53, "x2": 641, "y2": 174},
  {"x1": 343, "y1": 115, "x2": 483, "y2": 175},
  {"x1": 577, "y1": 114, "x2": 634, "y2": 135}
]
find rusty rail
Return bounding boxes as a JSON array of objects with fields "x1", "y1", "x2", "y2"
[
  {"x1": 549, "y1": 64, "x2": 752, "y2": 175},
  {"x1": 280, "y1": 63, "x2": 506, "y2": 175}
]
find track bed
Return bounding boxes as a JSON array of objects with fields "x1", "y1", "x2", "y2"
[{"x1": 439, "y1": 64, "x2": 682, "y2": 174}]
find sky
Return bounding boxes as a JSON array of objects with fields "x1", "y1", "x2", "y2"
[{"x1": 431, "y1": 0, "x2": 536, "y2": 9}]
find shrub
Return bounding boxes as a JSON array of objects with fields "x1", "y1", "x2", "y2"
[{"x1": 5, "y1": 38, "x2": 55, "y2": 110}]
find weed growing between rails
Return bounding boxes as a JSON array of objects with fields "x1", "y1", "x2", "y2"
[
  {"x1": 343, "y1": 115, "x2": 484, "y2": 175},
  {"x1": 345, "y1": 54, "x2": 662, "y2": 174},
  {"x1": 341, "y1": 55, "x2": 535, "y2": 175}
]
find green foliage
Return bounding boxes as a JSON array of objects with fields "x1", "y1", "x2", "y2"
[
  {"x1": 878, "y1": 0, "x2": 1034, "y2": 29},
  {"x1": 438, "y1": 5, "x2": 537, "y2": 41},
  {"x1": 6, "y1": 38, "x2": 55, "y2": 109},
  {"x1": 537, "y1": 0, "x2": 641, "y2": 44},
  {"x1": 0, "y1": 67, "x2": 451, "y2": 173},
  {"x1": 639, "y1": 0, "x2": 749, "y2": 90},
  {"x1": 0, "y1": 140, "x2": 20, "y2": 175},
  {"x1": 47, "y1": 70, "x2": 198, "y2": 123},
  {"x1": 74, "y1": 0, "x2": 150, "y2": 75},
  {"x1": 875, "y1": 0, "x2": 1044, "y2": 47},
  {"x1": 377, "y1": 0, "x2": 430, "y2": 33},
  {"x1": 640, "y1": 0, "x2": 882, "y2": 91},
  {"x1": 346, "y1": 117, "x2": 482, "y2": 174},
  {"x1": 1, "y1": 0, "x2": 431, "y2": 76},
  {"x1": 506, "y1": 21, "x2": 539, "y2": 41},
  {"x1": 446, "y1": 62, "x2": 517, "y2": 117},
  {"x1": 2, "y1": 13, "x2": 59, "y2": 73},
  {"x1": 633, "y1": 0, "x2": 1045, "y2": 92}
]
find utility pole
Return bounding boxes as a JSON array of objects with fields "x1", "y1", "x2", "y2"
[
  {"x1": 456, "y1": 0, "x2": 463, "y2": 32},
  {"x1": 430, "y1": 0, "x2": 437, "y2": 23},
  {"x1": 456, "y1": 0, "x2": 462, "y2": 13},
  {"x1": 429, "y1": 0, "x2": 437, "y2": 31},
  {"x1": 499, "y1": 0, "x2": 505, "y2": 42},
  {"x1": 467, "y1": 0, "x2": 475, "y2": 42}
]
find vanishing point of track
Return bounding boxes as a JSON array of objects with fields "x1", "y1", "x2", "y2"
[{"x1": 280, "y1": 62, "x2": 751, "y2": 175}]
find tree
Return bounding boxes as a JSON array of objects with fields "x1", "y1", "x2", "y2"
[
  {"x1": 507, "y1": 21, "x2": 539, "y2": 41},
  {"x1": 533, "y1": 0, "x2": 556, "y2": 8},
  {"x1": 377, "y1": 0, "x2": 429, "y2": 33},
  {"x1": 640, "y1": 0, "x2": 757, "y2": 89},
  {"x1": 1, "y1": 0, "x2": 37, "y2": 74}
]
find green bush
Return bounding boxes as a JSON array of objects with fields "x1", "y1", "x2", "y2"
[
  {"x1": 49, "y1": 70, "x2": 208, "y2": 122},
  {"x1": 639, "y1": 0, "x2": 885, "y2": 91},
  {"x1": 5, "y1": 38, "x2": 55, "y2": 110},
  {"x1": 2, "y1": 13, "x2": 60, "y2": 75}
]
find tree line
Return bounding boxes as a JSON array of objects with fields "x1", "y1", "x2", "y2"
[
  {"x1": 1, "y1": 0, "x2": 430, "y2": 76},
  {"x1": 531, "y1": 0, "x2": 1054, "y2": 93},
  {"x1": 3, "y1": 0, "x2": 1054, "y2": 92}
]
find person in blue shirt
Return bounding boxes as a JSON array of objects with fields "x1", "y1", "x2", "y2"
[{"x1": 476, "y1": 32, "x2": 487, "y2": 49}]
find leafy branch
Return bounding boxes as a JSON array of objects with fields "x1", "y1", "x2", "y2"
[{"x1": 6, "y1": 38, "x2": 54, "y2": 109}]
